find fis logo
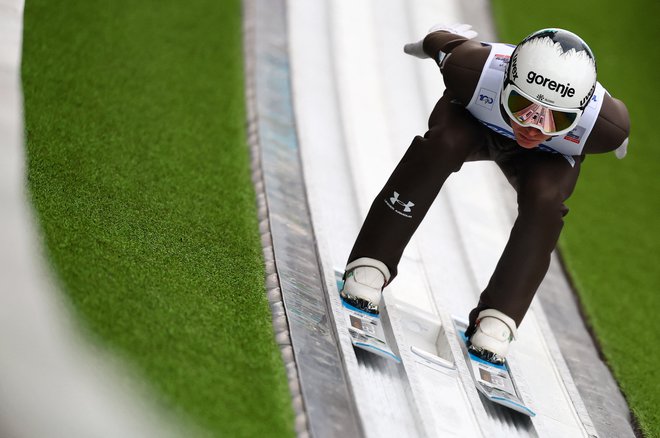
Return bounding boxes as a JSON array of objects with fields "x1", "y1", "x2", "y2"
[{"x1": 386, "y1": 191, "x2": 414, "y2": 218}]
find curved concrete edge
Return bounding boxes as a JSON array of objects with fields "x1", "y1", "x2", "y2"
[
  {"x1": 1, "y1": 1, "x2": 191, "y2": 437},
  {"x1": 241, "y1": 0, "x2": 307, "y2": 434},
  {"x1": 242, "y1": 0, "x2": 364, "y2": 437}
]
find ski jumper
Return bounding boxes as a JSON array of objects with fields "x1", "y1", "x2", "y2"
[{"x1": 346, "y1": 32, "x2": 630, "y2": 329}]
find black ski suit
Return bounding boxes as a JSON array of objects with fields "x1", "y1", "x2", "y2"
[{"x1": 346, "y1": 31, "x2": 630, "y2": 329}]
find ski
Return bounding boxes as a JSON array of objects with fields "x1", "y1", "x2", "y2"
[
  {"x1": 454, "y1": 318, "x2": 535, "y2": 417},
  {"x1": 335, "y1": 271, "x2": 401, "y2": 362}
]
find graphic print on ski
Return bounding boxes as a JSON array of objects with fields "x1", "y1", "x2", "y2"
[
  {"x1": 454, "y1": 318, "x2": 536, "y2": 416},
  {"x1": 335, "y1": 269, "x2": 401, "y2": 362}
]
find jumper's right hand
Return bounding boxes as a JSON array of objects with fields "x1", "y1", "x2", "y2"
[{"x1": 403, "y1": 23, "x2": 478, "y2": 59}]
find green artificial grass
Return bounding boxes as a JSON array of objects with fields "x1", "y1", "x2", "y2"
[
  {"x1": 22, "y1": 0, "x2": 294, "y2": 436},
  {"x1": 492, "y1": 1, "x2": 660, "y2": 436}
]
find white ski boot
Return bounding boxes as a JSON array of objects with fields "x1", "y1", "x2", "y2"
[
  {"x1": 340, "y1": 258, "x2": 391, "y2": 314},
  {"x1": 468, "y1": 309, "x2": 517, "y2": 365}
]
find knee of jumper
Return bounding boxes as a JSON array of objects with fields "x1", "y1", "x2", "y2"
[
  {"x1": 517, "y1": 183, "x2": 570, "y2": 220},
  {"x1": 413, "y1": 129, "x2": 473, "y2": 173}
]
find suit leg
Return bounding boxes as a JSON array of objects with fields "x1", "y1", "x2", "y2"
[
  {"x1": 347, "y1": 96, "x2": 489, "y2": 278},
  {"x1": 469, "y1": 152, "x2": 583, "y2": 328}
]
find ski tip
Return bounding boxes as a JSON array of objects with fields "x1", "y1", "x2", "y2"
[
  {"x1": 354, "y1": 342, "x2": 401, "y2": 363},
  {"x1": 490, "y1": 396, "x2": 536, "y2": 417}
]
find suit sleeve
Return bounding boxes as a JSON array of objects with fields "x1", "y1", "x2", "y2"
[
  {"x1": 422, "y1": 31, "x2": 491, "y2": 106},
  {"x1": 583, "y1": 94, "x2": 630, "y2": 155}
]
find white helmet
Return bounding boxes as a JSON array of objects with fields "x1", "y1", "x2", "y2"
[{"x1": 502, "y1": 29, "x2": 597, "y2": 135}]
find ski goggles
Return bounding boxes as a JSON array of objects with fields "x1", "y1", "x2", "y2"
[{"x1": 502, "y1": 83, "x2": 582, "y2": 136}]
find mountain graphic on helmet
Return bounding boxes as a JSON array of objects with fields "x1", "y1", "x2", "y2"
[{"x1": 505, "y1": 29, "x2": 597, "y2": 111}]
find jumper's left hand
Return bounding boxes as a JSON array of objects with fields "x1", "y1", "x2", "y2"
[{"x1": 403, "y1": 23, "x2": 478, "y2": 59}]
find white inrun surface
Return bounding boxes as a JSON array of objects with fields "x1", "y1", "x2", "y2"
[{"x1": 288, "y1": 0, "x2": 598, "y2": 436}]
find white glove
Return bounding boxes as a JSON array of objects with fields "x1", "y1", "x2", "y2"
[
  {"x1": 615, "y1": 138, "x2": 628, "y2": 159},
  {"x1": 403, "y1": 23, "x2": 478, "y2": 59}
]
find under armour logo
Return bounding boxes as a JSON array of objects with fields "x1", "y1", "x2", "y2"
[{"x1": 389, "y1": 191, "x2": 415, "y2": 213}]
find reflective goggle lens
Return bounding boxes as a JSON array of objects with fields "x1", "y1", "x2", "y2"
[{"x1": 506, "y1": 88, "x2": 578, "y2": 134}]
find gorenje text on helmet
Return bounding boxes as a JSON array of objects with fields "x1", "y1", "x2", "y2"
[
  {"x1": 507, "y1": 28, "x2": 597, "y2": 111},
  {"x1": 526, "y1": 71, "x2": 576, "y2": 98}
]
